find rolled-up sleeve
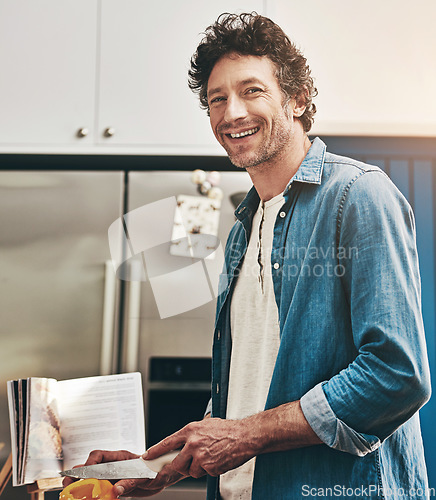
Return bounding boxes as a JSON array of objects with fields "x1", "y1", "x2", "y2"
[
  {"x1": 301, "y1": 170, "x2": 431, "y2": 454},
  {"x1": 300, "y1": 382, "x2": 381, "y2": 456}
]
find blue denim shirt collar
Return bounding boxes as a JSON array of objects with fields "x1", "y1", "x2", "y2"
[
  {"x1": 289, "y1": 136, "x2": 325, "y2": 187},
  {"x1": 234, "y1": 137, "x2": 326, "y2": 222}
]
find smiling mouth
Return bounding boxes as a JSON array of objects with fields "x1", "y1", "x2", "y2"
[{"x1": 226, "y1": 127, "x2": 259, "y2": 139}]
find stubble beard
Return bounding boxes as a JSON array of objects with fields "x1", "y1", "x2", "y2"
[{"x1": 224, "y1": 113, "x2": 293, "y2": 171}]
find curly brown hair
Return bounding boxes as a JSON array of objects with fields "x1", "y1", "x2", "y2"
[{"x1": 188, "y1": 12, "x2": 317, "y2": 132}]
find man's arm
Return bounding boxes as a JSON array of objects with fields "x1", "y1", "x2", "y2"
[
  {"x1": 298, "y1": 170, "x2": 431, "y2": 458},
  {"x1": 316, "y1": 171, "x2": 431, "y2": 445},
  {"x1": 144, "y1": 400, "x2": 321, "y2": 478}
]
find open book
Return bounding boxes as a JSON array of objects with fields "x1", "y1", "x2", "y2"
[{"x1": 7, "y1": 372, "x2": 145, "y2": 486}]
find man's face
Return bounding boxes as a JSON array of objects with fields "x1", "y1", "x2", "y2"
[{"x1": 207, "y1": 53, "x2": 298, "y2": 170}]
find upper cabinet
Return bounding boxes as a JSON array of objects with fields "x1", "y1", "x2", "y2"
[
  {"x1": 2, "y1": 1, "x2": 435, "y2": 154},
  {"x1": 0, "y1": 0, "x2": 264, "y2": 155},
  {"x1": 0, "y1": 1, "x2": 98, "y2": 148}
]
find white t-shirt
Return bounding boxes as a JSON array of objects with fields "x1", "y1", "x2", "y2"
[{"x1": 220, "y1": 192, "x2": 284, "y2": 500}]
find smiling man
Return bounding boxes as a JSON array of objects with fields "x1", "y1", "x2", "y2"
[
  {"x1": 206, "y1": 53, "x2": 311, "y2": 205},
  {"x1": 73, "y1": 13, "x2": 431, "y2": 500}
]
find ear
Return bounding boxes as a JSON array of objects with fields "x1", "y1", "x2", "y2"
[{"x1": 292, "y1": 89, "x2": 308, "y2": 118}]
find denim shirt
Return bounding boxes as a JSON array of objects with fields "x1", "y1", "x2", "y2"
[{"x1": 207, "y1": 138, "x2": 431, "y2": 499}]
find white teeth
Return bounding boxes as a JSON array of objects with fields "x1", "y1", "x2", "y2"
[{"x1": 230, "y1": 127, "x2": 258, "y2": 139}]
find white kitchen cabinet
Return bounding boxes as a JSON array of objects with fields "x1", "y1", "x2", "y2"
[
  {"x1": 0, "y1": 0, "x2": 264, "y2": 155},
  {"x1": 0, "y1": 0, "x2": 98, "y2": 147},
  {"x1": 97, "y1": 0, "x2": 264, "y2": 154}
]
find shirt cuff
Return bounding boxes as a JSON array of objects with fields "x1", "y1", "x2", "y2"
[{"x1": 300, "y1": 382, "x2": 381, "y2": 457}]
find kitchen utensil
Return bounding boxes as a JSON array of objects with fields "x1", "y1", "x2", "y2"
[{"x1": 60, "y1": 451, "x2": 179, "y2": 480}]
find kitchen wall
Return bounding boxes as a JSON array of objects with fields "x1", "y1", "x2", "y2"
[{"x1": 269, "y1": 0, "x2": 436, "y2": 137}]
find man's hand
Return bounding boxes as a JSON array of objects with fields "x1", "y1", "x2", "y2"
[
  {"x1": 62, "y1": 449, "x2": 186, "y2": 498},
  {"x1": 144, "y1": 401, "x2": 322, "y2": 480},
  {"x1": 144, "y1": 417, "x2": 255, "y2": 478},
  {"x1": 61, "y1": 401, "x2": 321, "y2": 496}
]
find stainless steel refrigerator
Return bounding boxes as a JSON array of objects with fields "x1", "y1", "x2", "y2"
[{"x1": 0, "y1": 168, "x2": 252, "y2": 499}]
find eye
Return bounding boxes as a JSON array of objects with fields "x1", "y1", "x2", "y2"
[
  {"x1": 210, "y1": 96, "x2": 226, "y2": 105},
  {"x1": 246, "y1": 87, "x2": 263, "y2": 95}
]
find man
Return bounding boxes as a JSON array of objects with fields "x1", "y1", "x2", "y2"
[{"x1": 72, "y1": 13, "x2": 431, "y2": 499}]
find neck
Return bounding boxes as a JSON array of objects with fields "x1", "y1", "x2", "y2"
[{"x1": 247, "y1": 132, "x2": 311, "y2": 202}]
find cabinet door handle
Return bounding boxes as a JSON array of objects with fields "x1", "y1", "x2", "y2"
[
  {"x1": 104, "y1": 127, "x2": 115, "y2": 137},
  {"x1": 77, "y1": 127, "x2": 89, "y2": 138}
]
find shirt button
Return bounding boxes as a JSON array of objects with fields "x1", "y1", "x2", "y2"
[
  {"x1": 217, "y1": 330, "x2": 221, "y2": 340},
  {"x1": 279, "y1": 211, "x2": 286, "y2": 218},
  {"x1": 273, "y1": 262, "x2": 280, "y2": 270},
  {"x1": 216, "y1": 383, "x2": 220, "y2": 394}
]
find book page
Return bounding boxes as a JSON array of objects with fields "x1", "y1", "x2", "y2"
[
  {"x1": 19, "y1": 379, "x2": 27, "y2": 483},
  {"x1": 23, "y1": 378, "x2": 63, "y2": 484},
  {"x1": 6, "y1": 380, "x2": 19, "y2": 486},
  {"x1": 58, "y1": 373, "x2": 145, "y2": 470}
]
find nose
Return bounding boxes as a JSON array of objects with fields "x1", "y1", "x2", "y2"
[{"x1": 223, "y1": 95, "x2": 248, "y2": 123}]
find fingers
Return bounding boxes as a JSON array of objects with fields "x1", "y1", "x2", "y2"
[
  {"x1": 62, "y1": 476, "x2": 76, "y2": 487},
  {"x1": 143, "y1": 421, "x2": 219, "y2": 478},
  {"x1": 169, "y1": 449, "x2": 207, "y2": 479},
  {"x1": 61, "y1": 447, "x2": 189, "y2": 497},
  {"x1": 113, "y1": 478, "x2": 151, "y2": 498},
  {"x1": 169, "y1": 451, "x2": 192, "y2": 477},
  {"x1": 112, "y1": 466, "x2": 186, "y2": 497},
  {"x1": 144, "y1": 431, "x2": 186, "y2": 460}
]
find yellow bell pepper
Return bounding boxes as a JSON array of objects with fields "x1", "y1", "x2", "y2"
[{"x1": 59, "y1": 478, "x2": 117, "y2": 500}]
